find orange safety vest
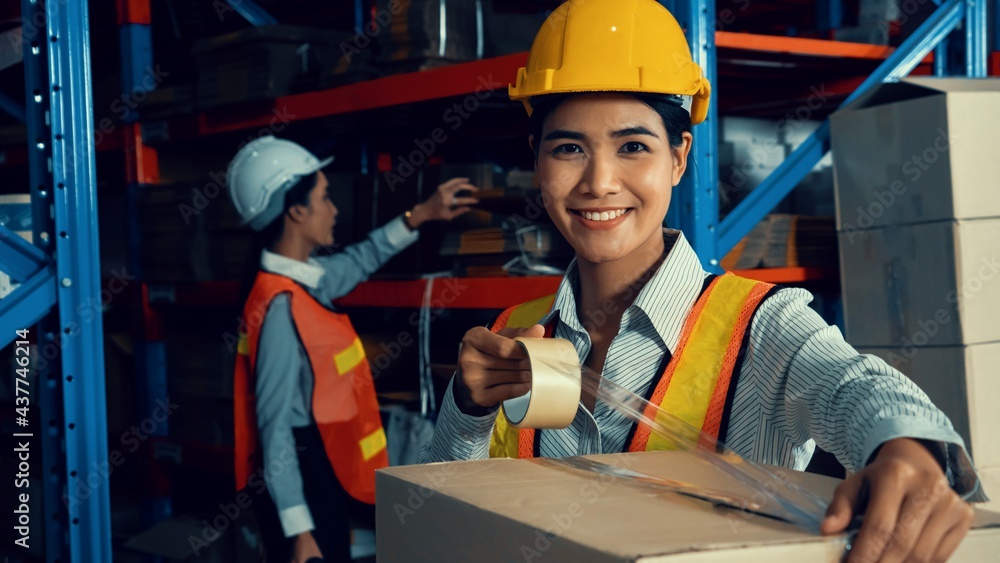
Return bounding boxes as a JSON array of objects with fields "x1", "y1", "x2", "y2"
[
  {"x1": 488, "y1": 273, "x2": 775, "y2": 458},
  {"x1": 233, "y1": 271, "x2": 387, "y2": 504}
]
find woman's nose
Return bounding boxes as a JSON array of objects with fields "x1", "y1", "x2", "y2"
[{"x1": 579, "y1": 154, "x2": 621, "y2": 198}]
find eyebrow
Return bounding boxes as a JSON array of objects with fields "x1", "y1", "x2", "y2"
[
  {"x1": 542, "y1": 126, "x2": 660, "y2": 141},
  {"x1": 612, "y1": 126, "x2": 658, "y2": 139},
  {"x1": 543, "y1": 129, "x2": 585, "y2": 141}
]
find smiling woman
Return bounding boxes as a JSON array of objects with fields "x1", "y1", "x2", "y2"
[{"x1": 423, "y1": 1, "x2": 984, "y2": 562}]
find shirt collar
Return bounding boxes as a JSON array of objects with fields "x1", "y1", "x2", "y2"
[
  {"x1": 259, "y1": 249, "x2": 324, "y2": 289},
  {"x1": 539, "y1": 230, "x2": 709, "y2": 354}
]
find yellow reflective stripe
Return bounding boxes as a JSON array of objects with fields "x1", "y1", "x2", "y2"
[
  {"x1": 359, "y1": 427, "x2": 387, "y2": 462},
  {"x1": 647, "y1": 275, "x2": 758, "y2": 451},
  {"x1": 489, "y1": 413, "x2": 520, "y2": 458},
  {"x1": 505, "y1": 294, "x2": 555, "y2": 328},
  {"x1": 334, "y1": 337, "x2": 366, "y2": 375},
  {"x1": 237, "y1": 332, "x2": 249, "y2": 356}
]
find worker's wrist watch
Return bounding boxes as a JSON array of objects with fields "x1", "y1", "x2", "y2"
[{"x1": 403, "y1": 209, "x2": 417, "y2": 231}]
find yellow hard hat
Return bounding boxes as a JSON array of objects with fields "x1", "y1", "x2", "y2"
[{"x1": 509, "y1": 0, "x2": 712, "y2": 125}]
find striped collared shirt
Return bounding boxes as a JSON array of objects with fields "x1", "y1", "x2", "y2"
[{"x1": 423, "y1": 230, "x2": 982, "y2": 499}]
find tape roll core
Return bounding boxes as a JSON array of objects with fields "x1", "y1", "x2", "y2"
[{"x1": 502, "y1": 337, "x2": 582, "y2": 429}]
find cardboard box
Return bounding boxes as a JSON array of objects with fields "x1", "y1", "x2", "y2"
[
  {"x1": 838, "y1": 218, "x2": 1000, "y2": 347},
  {"x1": 858, "y1": 341, "x2": 1000, "y2": 468},
  {"x1": 377, "y1": 451, "x2": 1000, "y2": 562},
  {"x1": 981, "y1": 467, "x2": 1000, "y2": 513},
  {"x1": 831, "y1": 78, "x2": 1000, "y2": 230}
]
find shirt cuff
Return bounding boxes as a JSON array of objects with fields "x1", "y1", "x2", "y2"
[
  {"x1": 862, "y1": 416, "x2": 988, "y2": 502},
  {"x1": 422, "y1": 378, "x2": 497, "y2": 462},
  {"x1": 279, "y1": 504, "x2": 315, "y2": 538},
  {"x1": 383, "y1": 216, "x2": 419, "y2": 249}
]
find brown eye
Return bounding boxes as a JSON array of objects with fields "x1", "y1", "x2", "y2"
[
  {"x1": 552, "y1": 144, "x2": 583, "y2": 155},
  {"x1": 620, "y1": 142, "x2": 648, "y2": 153}
]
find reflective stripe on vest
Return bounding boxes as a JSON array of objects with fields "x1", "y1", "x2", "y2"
[
  {"x1": 233, "y1": 272, "x2": 388, "y2": 503},
  {"x1": 488, "y1": 273, "x2": 774, "y2": 458}
]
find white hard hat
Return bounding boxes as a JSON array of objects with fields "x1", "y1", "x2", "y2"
[{"x1": 226, "y1": 136, "x2": 334, "y2": 231}]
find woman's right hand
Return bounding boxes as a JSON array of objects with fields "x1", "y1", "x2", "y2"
[
  {"x1": 290, "y1": 531, "x2": 323, "y2": 563},
  {"x1": 453, "y1": 324, "x2": 545, "y2": 414}
]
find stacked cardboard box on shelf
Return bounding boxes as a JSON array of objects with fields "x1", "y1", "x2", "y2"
[
  {"x1": 721, "y1": 214, "x2": 837, "y2": 270},
  {"x1": 719, "y1": 117, "x2": 835, "y2": 217},
  {"x1": 192, "y1": 26, "x2": 343, "y2": 109},
  {"x1": 435, "y1": 163, "x2": 572, "y2": 276},
  {"x1": 831, "y1": 78, "x2": 1000, "y2": 506},
  {"x1": 374, "y1": 0, "x2": 490, "y2": 71},
  {"x1": 136, "y1": 182, "x2": 255, "y2": 282}
]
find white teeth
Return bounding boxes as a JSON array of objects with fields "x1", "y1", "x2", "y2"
[{"x1": 580, "y1": 209, "x2": 627, "y2": 221}]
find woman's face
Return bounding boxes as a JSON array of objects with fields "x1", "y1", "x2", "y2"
[
  {"x1": 534, "y1": 94, "x2": 691, "y2": 266},
  {"x1": 301, "y1": 171, "x2": 338, "y2": 248}
]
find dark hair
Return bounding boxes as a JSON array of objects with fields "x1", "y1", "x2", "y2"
[
  {"x1": 528, "y1": 93, "x2": 692, "y2": 154},
  {"x1": 256, "y1": 172, "x2": 320, "y2": 248},
  {"x1": 238, "y1": 171, "x2": 319, "y2": 305}
]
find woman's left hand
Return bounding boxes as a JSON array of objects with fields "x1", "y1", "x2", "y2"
[
  {"x1": 821, "y1": 437, "x2": 974, "y2": 562},
  {"x1": 406, "y1": 177, "x2": 480, "y2": 228}
]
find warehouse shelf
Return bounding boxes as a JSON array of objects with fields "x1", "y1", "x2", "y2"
[{"x1": 139, "y1": 33, "x2": 929, "y2": 143}]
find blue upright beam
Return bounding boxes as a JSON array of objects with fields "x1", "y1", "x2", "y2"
[
  {"x1": 45, "y1": 0, "x2": 112, "y2": 559},
  {"x1": 0, "y1": 90, "x2": 26, "y2": 122},
  {"x1": 966, "y1": 0, "x2": 988, "y2": 76},
  {"x1": 664, "y1": 0, "x2": 720, "y2": 269},
  {"x1": 717, "y1": 0, "x2": 966, "y2": 257},
  {"x1": 225, "y1": 0, "x2": 278, "y2": 26},
  {"x1": 933, "y1": 0, "x2": 949, "y2": 76},
  {"x1": 119, "y1": 23, "x2": 153, "y2": 123},
  {"x1": 816, "y1": 0, "x2": 844, "y2": 35},
  {"x1": 355, "y1": 0, "x2": 365, "y2": 33},
  {"x1": 20, "y1": 0, "x2": 67, "y2": 559},
  {"x1": 995, "y1": 0, "x2": 1000, "y2": 52}
]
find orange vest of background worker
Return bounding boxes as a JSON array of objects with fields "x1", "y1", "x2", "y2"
[{"x1": 233, "y1": 270, "x2": 387, "y2": 504}]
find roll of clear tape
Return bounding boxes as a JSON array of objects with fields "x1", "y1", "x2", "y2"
[{"x1": 501, "y1": 337, "x2": 582, "y2": 429}]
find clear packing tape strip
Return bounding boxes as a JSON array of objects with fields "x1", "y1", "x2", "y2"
[{"x1": 502, "y1": 336, "x2": 831, "y2": 533}]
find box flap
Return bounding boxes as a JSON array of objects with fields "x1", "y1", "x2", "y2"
[
  {"x1": 835, "y1": 77, "x2": 1000, "y2": 114},
  {"x1": 904, "y1": 76, "x2": 1000, "y2": 93}
]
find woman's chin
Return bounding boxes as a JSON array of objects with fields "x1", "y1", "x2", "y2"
[{"x1": 573, "y1": 243, "x2": 631, "y2": 265}]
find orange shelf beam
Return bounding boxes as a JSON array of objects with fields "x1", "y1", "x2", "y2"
[
  {"x1": 163, "y1": 53, "x2": 528, "y2": 139},
  {"x1": 717, "y1": 32, "x2": 901, "y2": 60},
  {"x1": 334, "y1": 276, "x2": 561, "y2": 310}
]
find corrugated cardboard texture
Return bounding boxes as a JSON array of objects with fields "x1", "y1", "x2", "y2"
[
  {"x1": 858, "y1": 341, "x2": 1000, "y2": 468},
  {"x1": 377, "y1": 451, "x2": 1000, "y2": 562},
  {"x1": 831, "y1": 78, "x2": 1000, "y2": 230},
  {"x1": 839, "y1": 218, "x2": 1000, "y2": 347}
]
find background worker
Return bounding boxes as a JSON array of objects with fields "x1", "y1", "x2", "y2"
[
  {"x1": 228, "y1": 136, "x2": 477, "y2": 562},
  {"x1": 423, "y1": 2, "x2": 984, "y2": 563}
]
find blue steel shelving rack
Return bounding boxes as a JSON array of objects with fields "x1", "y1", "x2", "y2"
[
  {"x1": 2, "y1": 0, "x2": 111, "y2": 561},
  {"x1": 665, "y1": 0, "x2": 991, "y2": 270}
]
